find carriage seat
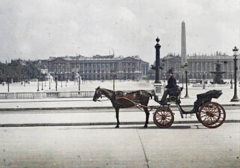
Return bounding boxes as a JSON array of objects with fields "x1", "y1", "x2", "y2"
[{"x1": 167, "y1": 87, "x2": 183, "y2": 103}]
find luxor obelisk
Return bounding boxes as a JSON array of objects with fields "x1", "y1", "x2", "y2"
[
  {"x1": 181, "y1": 21, "x2": 187, "y2": 67},
  {"x1": 181, "y1": 21, "x2": 189, "y2": 98}
]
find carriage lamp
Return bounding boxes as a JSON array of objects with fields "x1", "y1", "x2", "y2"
[{"x1": 231, "y1": 46, "x2": 239, "y2": 102}]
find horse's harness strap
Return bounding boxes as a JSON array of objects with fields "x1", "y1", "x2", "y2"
[{"x1": 117, "y1": 97, "x2": 150, "y2": 109}]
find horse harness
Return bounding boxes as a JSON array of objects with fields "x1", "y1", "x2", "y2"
[{"x1": 113, "y1": 90, "x2": 151, "y2": 110}]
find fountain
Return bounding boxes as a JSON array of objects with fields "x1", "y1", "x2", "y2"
[{"x1": 210, "y1": 61, "x2": 227, "y2": 84}]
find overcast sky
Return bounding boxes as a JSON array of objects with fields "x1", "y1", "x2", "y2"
[{"x1": 0, "y1": 0, "x2": 240, "y2": 64}]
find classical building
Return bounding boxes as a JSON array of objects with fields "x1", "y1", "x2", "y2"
[
  {"x1": 141, "y1": 60, "x2": 150, "y2": 79},
  {"x1": 46, "y1": 54, "x2": 148, "y2": 81},
  {"x1": 160, "y1": 52, "x2": 239, "y2": 81}
]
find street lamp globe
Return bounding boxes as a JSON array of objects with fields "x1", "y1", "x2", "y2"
[{"x1": 233, "y1": 46, "x2": 238, "y2": 56}]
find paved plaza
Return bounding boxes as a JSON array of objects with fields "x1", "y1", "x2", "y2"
[
  {"x1": 0, "y1": 80, "x2": 240, "y2": 108},
  {"x1": 0, "y1": 80, "x2": 239, "y2": 168},
  {"x1": 0, "y1": 124, "x2": 239, "y2": 168},
  {"x1": 0, "y1": 80, "x2": 240, "y2": 126}
]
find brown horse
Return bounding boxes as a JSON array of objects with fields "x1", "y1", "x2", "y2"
[{"x1": 92, "y1": 86, "x2": 152, "y2": 128}]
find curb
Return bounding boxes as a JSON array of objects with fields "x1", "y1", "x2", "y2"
[
  {"x1": 0, "y1": 120, "x2": 239, "y2": 127},
  {"x1": 0, "y1": 103, "x2": 240, "y2": 111}
]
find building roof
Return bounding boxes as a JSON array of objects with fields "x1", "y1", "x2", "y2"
[
  {"x1": 163, "y1": 53, "x2": 232, "y2": 60},
  {"x1": 48, "y1": 55, "x2": 142, "y2": 62}
]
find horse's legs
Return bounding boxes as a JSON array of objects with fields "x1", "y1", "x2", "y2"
[
  {"x1": 115, "y1": 108, "x2": 120, "y2": 128},
  {"x1": 144, "y1": 108, "x2": 149, "y2": 128}
]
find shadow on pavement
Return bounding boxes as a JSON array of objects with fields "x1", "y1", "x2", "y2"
[{"x1": 78, "y1": 125, "x2": 194, "y2": 130}]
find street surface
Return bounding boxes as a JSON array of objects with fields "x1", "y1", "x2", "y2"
[
  {"x1": 0, "y1": 123, "x2": 239, "y2": 168},
  {"x1": 0, "y1": 108, "x2": 239, "y2": 126},
  {"x1": 0, "y1": 80, "x2": 240, "y2": 168}
]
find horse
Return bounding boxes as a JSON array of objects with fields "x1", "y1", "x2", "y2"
[{"x1": 92, "y1": 86, "x2": 152, "y2": 128}]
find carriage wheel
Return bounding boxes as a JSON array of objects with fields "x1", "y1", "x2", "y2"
[
  {"x1": 153, "y1": 107, "x2": 174, "y2": 128},
  {"x1": 199, "y1": 102, "x2": 226, "y2": 128},
  {"x1": 196, "y1": 112, "x2": 201, "y2": 122}
]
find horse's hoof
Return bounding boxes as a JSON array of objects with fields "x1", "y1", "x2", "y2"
[
  {"x1": 115, "y1": 125, "x2": 119, "y2": 128},
  {"x1": 143, "y1": 125, "x2": 148, "y2": 128}
]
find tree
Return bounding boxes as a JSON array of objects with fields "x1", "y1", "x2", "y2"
[{"x1": 0, "y1": 59, "x2": 40, "y2": 83}]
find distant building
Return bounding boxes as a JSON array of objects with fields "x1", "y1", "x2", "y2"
[
  {"x1": 141, "y1": 60, "x2": 149, "y2": 79},
  {"x1": 160, "y1": 52, "x2": 239, "y2": 81},
  {"x1": 46, "y1": 54, "x2": 149, "y2": 81}
]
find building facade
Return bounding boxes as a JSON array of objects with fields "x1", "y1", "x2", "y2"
[
  {"x1": 160, "y1": 53, "x2": 239, "y2": 81},
  {"x1": 47, "y1": 54, "x2": 148, "y2": 81}
]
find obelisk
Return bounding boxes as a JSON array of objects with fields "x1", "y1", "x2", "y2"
[
  {"x1": 181, "y1": 21, "x2": 189, "y2": 98},
  {"x1": 181, "y1": 21, "x2": 187, "y2": 67}
]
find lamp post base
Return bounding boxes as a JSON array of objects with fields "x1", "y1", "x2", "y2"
[
  {"x1": 153, "y1": 83, "x2": 162, "y2": 96},
  {"x1": 231, "y1": 96, "x2": 239, "y2": 102}
]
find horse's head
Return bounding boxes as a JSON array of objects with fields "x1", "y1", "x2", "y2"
[{"x1": 93, "y1": 86, "x2": 102, "y2": 102}]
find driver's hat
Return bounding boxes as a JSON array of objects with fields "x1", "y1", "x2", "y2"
[{"x1": 167, "y1": 69, "x2": 173, "y2": 74}]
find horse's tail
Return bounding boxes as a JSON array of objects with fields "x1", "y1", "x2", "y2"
[
  {"x1": 140, "y1": 90, "x2": 154, "y2": 99},
  {"x1": 148, "y1": 92, "x2": 152, "y2": 99},
  {"x1": 146, "y1": 91, "x2": 154, "y2": 99}
]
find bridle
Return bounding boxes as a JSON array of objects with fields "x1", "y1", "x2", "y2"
[{"x1": 94, "y1": 89, "x2": 102, "y2": 101}]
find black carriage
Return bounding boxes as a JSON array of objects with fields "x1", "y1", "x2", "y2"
[{"x1": 153, "y1": 88, "x2": 226, "y2": 128}]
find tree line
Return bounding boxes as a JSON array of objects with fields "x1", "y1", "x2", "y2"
[{"x1": 0, "y1": 59, "x2": 41, "y2": 83}]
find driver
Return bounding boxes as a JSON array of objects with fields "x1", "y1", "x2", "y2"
[{"x1": 159, "y1": 69, "x2": 179, "y2": 104}]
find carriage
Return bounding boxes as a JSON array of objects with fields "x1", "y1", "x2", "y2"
[
  {"x1": 93, "y1": 87, "x2": 226, "y2": 128},
  {"x1": 152, "y1": 88, "x2": 226, "y2": 128}
]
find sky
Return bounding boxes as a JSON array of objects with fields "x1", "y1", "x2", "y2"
[{"x1": 0, "y1": 0, "x2": 240, "y2": 64}]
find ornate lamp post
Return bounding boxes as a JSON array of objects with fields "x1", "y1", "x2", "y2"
[
  {"x1": 1, "y1": 69, "x2": 5, "y2": 86},
  {"x1": 44, "y1": 75, "x2": 46, "y2": 87},
  {"x1": 60, "y1": 72, "x2": 63, "y2": 87},
  {"x1": 23, "y1": 75, "x2": 26, "y2": 87},
  {"x1": 153, "y1": 37, "x2": 161, "y2": 83},
  {"x1": 111, "y1": 70, "x2": 116, "y2": 91},
  {"x1": 41, "y1": 74, "x2": 44, "y2": 90},
  {"x1": 181, "y1": 73, "x2": 184, "y2": 88},
  {"x1": 184, "y1": 63, "x2": 189, "y2": 98},
  {"x1": 78, "y1": 71, "x2": 81, "y2": 94},
  {"x1": 7, "y1": 76, "x2": 10, "y2": 92},
  {"x1": 37, "y1": 74, "x2": 39, "y2": 92},
  {"x1": 231, "y1": 46, "x2": 239, "y2": 102},
  {"x1": 230, "y1": 72, "x2": 233, "y2": 89},
  {"x1": 55, "y1": 73, "x2": 58, "y2": 91},
  {"x1": 65, "y1": 72, "x2": 68, "y2": 87},
  {"x1": 203, "y1": 72, "x2": 206, "y2": 89},
  {"x1": 151, "y1": 37, "x2": 162, "y2": 95},
  {"x1": 49, "y1": 74, "x2": 51, "y2": 89}
]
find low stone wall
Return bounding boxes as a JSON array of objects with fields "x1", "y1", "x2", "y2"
[
  {"x1": 0, "y1": 91, "x2": 94, "y2": 99},
  {"x1": 0, "y1": 90, "x2": 154, "y2": 99}
]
